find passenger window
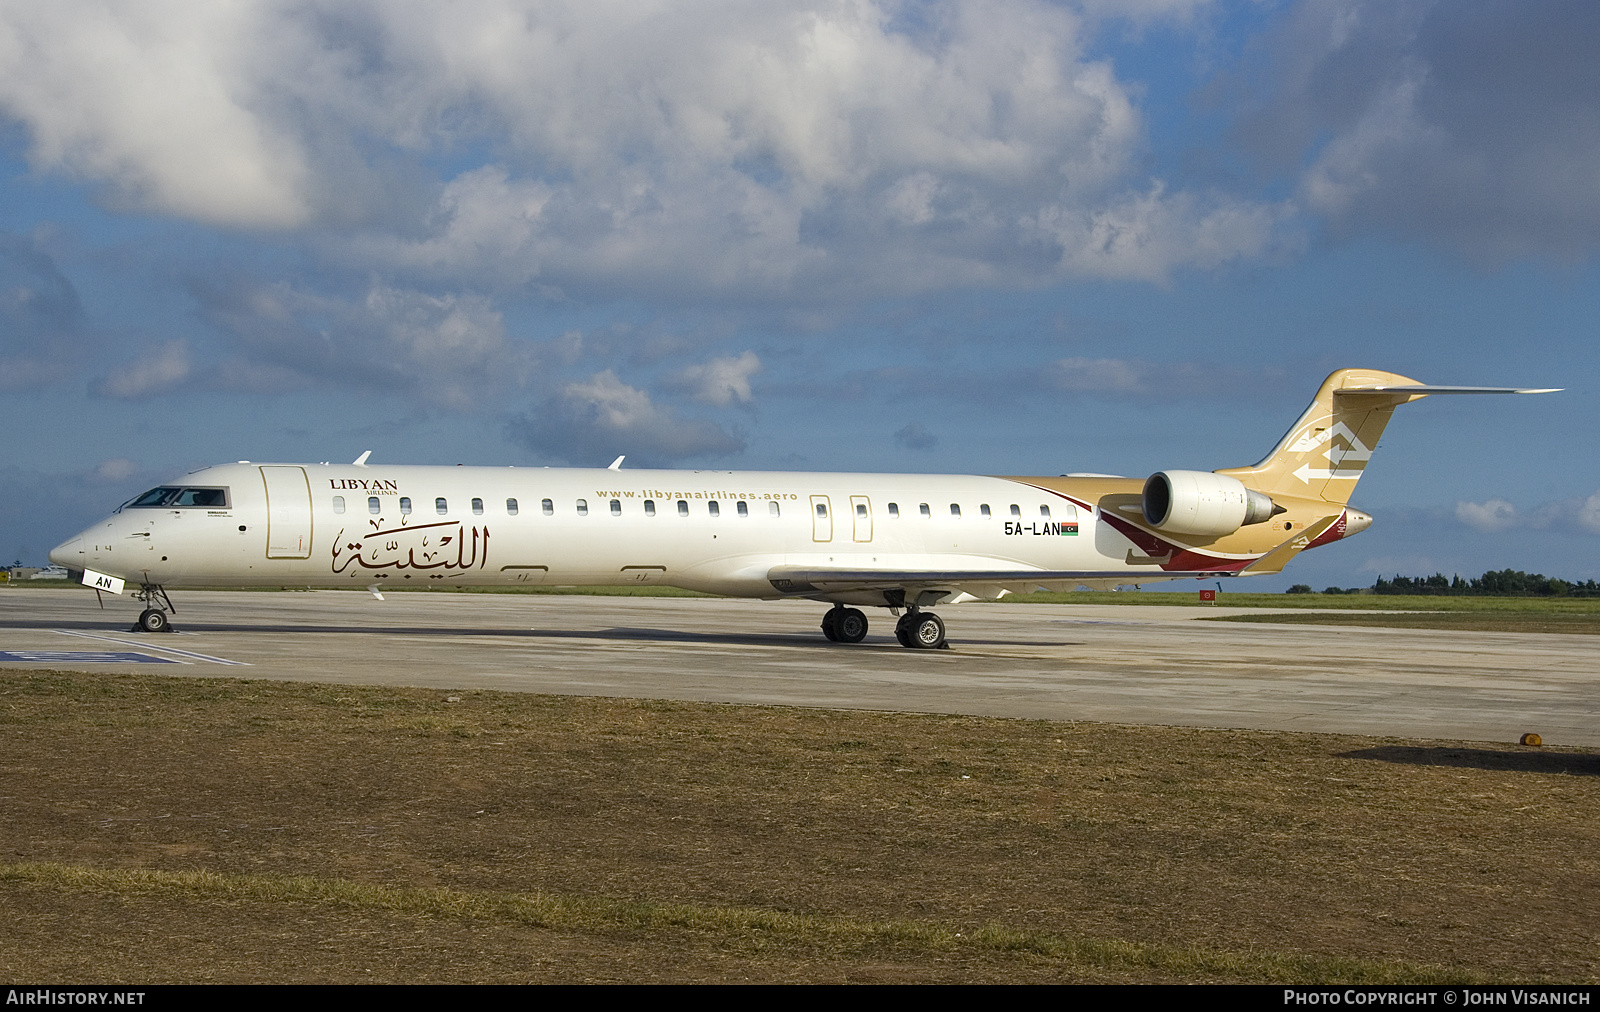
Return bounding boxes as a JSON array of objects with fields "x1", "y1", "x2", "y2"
[
  {"x1": 950, "y1": 504, "x2": 961, "y2": 517},
  {"x1": 1010, "y1": 504, "x2": 1020, "y2": 517},
  {"x1": 888, "y1": 503, "x2": 899, "y2": 518},
  {"x1": 980, "y1": 504, "x2": 991, "y2": 518},
  {"x1": 332, "y1": 496, "x2": 345, "y2": 514},
  {"x1": 436, "y1": 497, "x2": 448, "y2": 515},
  {"x1": 400, "y1": 497, "x2": 412, "y2": 514},
  {"x1": 1040, "y1": 505, "x2": 1051, "y2": 518},
  {"x1": 709, "y1": 501, "x2": 720, "y2": 517},
  {"x1": 919, "y1": 503, "x2": 930, "y2": 517},
  {"x1": 645, "y1": 500, "x2": 656, "y2": 516},
  {"x1": 856, "y1": 503, "x2": 867, "y2": 518},
  {"x1": 507, "y1": 498, "x2": 519, "y2": 515},
  {"x1": 472, "y1": 498, "x2": 484, "y2": 515},
  {"x1": 736, "y1": 501, "x2": 748, "y2": 517},
  {"x1": 576, "y1": 499, "x2": 588, "y2": 516},
  {"x1": 541, "y1": 498, "x2": 553, "y2": 515},
  {"x1": 678, "y1": 500, "x2": 689, "y2": 517},
  {"x1": 610, "y1": 499, "x2": 622, "y2": 516},
  {"x1": 769, "y1": 501, "x2": 780, "y2": 517},
  {"x1": 369, "y1": 497, "x2": 381, "y2": 514}
]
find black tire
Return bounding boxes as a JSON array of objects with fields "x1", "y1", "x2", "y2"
[
  {"x1": 835, "y1": 608, "x2": 868, "y2": 643},
  {"x1": 138, "y1": 609, "x2": 169, "y2": 633},
  {"x1": 911, "y1": 612, "x2": 946, "y2": 650},
  {"x1": 894, "y1": 613, "x2": 915, "y2": 648},
  {"x1": 820, "y1": 608, "x2": 840, "y2": 642}
]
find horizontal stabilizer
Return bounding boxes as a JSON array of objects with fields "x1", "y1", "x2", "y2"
[{"x1": 1339, "y1": 385, "x2": 1561, "y2": 395}]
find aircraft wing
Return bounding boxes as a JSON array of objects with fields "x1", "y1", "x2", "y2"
[{"x1": 766, "y1": 565, "x2": 1236, "y2": 598}]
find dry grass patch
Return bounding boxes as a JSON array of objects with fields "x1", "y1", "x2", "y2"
[{"x1": 1, "y1": 668, "x2": 1596, "y2": 982}]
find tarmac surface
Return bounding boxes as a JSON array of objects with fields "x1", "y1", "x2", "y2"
[{"x1": 1, "y1": 587, "x2": 1596, "y2": 746}]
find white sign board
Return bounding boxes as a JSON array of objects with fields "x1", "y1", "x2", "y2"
[{"x1": 80, "y1": 569, "x2": 126, "y2": 595}]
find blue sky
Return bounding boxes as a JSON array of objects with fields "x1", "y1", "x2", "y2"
[{"x1": 2, "y1": 0, "x2": 1595, "y2": 590}]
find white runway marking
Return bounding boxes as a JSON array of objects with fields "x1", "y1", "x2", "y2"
[{"x1": 53, "y1": 629, "x2": 250, "y2": 666}]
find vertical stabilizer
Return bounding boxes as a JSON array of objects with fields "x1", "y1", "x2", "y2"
[{"x1": 1217, "y1": 369, "x2": 1426, "y2": 505}]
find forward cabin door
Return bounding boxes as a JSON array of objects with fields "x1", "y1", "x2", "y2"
[{"x1": 260, "y1": 466, "x2": 313, "y2": 559}]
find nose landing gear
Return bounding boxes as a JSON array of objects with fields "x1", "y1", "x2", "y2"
[
  {"x1": 136, "y1": 608, "x2": 170, "y2": 633},
  {"x1": 131, "y1": 583, "x2": 176, "y2": 633}
]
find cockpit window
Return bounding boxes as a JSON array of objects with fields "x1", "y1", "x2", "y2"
[
  {"x1": 124, "y1": 486, "x2": 230, "y2": 509},
  {"x1": 176, "y1": 488, "x2": 228, "y2": 507},
  {"x1": 127, "y1": 487, "x2": 180, "y2": 507}
]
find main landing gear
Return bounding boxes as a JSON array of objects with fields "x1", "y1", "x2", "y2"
[
  {"x1": 821, "y1": 605, "x2": 948, "y2": 649},
  {"x1": 131, "y1": 583, "x2": 176, "y2": 633},
  {"x1": 820, "y1": 605, "x2": 869, "y2": 643},
  {"x1": 895, "y1": 610, "x2": 947, "y2": 650}
]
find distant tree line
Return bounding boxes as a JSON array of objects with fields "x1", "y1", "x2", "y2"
[{"x1": 1286, "y1": 570, "x2": 1600, "y2": 597}]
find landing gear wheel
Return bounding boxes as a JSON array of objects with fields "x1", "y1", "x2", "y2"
[
  {"x1": 835, "y1": 608, "x2": 868, "y2": 643},
  {"x1": 910, "y1": 612, "x2": 946, "y2": 650},
  {"x1": 136, "y1": 608, "x2": 170, "y2": 633},
  {"x1": 820, "y1": 608, "x2": 840, "y2": 642},
  {"x1": 894, "y1": 613, "x2": 915, "y2": 648}
]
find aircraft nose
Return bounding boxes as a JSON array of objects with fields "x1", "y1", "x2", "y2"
[{"x1": 49, "y1": 535, "x2": 85, "y2": 569}]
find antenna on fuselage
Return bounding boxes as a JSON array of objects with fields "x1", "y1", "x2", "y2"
[
  {"x1": 352, "y1": 450, "x2": 372, "y2": 467},
  {"x1": 607, "y1": 455, "x2": 625, "y2": 470}
]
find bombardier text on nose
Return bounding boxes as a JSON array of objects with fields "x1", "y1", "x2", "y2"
[{"x1": 52, "y1": 369, "x2": 1556, "y2": 647}]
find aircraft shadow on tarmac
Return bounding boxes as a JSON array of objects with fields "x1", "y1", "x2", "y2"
[
  {"x1": 5, "y1": 618, "x2": 1068, "y2": 651},
  {"x1": 1339, "y1": 746, "x2": 1599, "y2": 776}
]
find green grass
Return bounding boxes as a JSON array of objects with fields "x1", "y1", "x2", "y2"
[
  {"x1": 1203, "y1": 610, "x2": 1600, "y2": 634},
  {"x1": 999, "y1": 590, "x2": 1600, "y2": 612}
]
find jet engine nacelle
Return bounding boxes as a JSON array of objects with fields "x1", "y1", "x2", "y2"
[{"x1": 1142, "y1": 470, "x2": 1280, "y2": 537}]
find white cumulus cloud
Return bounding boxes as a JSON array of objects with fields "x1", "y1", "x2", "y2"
[
  {"x1": 0, "y1": 1, "x2": 311, "y2": 226},
  {"x1": 1231, "y1": 0, "x2": 1600, "y2": 261},
  {"x1": 1454, "y1": 491, "x2": 1600, "y2": 536},
  {"x1": 0, "y1": 1, "x2": 1281, "y2": 300},
  {"x1": 1455, "y1": 498, "x2": 1518, "y2": 533},
  {"x1": 509, "y1": 370, "x2": 745, "y2": 465},
  {"x1": 194, "y1": 280, "x2": 532, "y2": 409},
  {"x1": 668, "y1": 351, "x2": 761, "y2": 407}
]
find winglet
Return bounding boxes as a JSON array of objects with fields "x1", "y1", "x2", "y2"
[
  {"x1": 1240, "y1": 515, "x2": 1342, "y2": 576},
  {"x1": 607, "y1": 455, "x2": 625, "y2": 471},
  {"x1": 352, "y1": 450, "x2": 372, "y2": 467}
]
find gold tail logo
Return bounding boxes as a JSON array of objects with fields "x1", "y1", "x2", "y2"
[
  {"x1": 1218, "y1": 369, "x2": 1558, "y2": 506},
  {"x1": 1218, "y1": 369, "x2": 1424, "y2": 506}
]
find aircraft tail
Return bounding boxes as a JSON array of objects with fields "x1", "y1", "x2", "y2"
[{"x1": 1216, "y1": 369, "x2": 1558, "y2": 506}]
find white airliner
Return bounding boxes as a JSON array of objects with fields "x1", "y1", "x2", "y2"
[{"x1": 50, "y1": 369, "x2": 1554, "y2": 648}]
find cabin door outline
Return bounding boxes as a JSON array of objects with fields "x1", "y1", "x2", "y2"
[
  {"x1": 260, "y1": 465, "x2": 313, "y2": 559},
  {"x1": 850, "y1": 495, "x2": 872, "y2": 542},
  {"x1": 810, "y1": 495, "x2": 833, "y2": 543}
]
